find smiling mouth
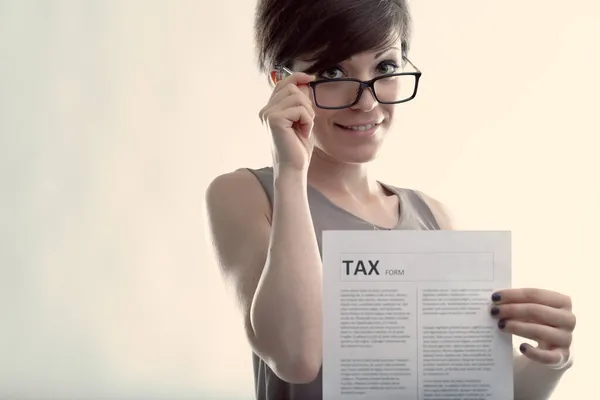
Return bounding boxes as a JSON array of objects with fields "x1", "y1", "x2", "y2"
[{"x1": 335, "y1": 122, "x2": 380, "y2": 131}]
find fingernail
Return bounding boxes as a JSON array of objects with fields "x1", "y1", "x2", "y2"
[
  {"x1": 498, "y1": 319, "x2": 506, "y2": 329},
  {"x1": 519, "y1": 343, "x2": 527, "y2": 353},
  {"x1": 491, "y1": 293, "x2": 501, "y2": 302},
  {"x1": 490, "y1": 306, "x2": 500, "y2": 316}
]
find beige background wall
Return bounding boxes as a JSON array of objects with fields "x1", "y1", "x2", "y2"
[{"x1": 1, "y1": 0, "x2": 598, "y2": 398}]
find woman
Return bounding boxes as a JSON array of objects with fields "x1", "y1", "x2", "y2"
[{"x1": 205, "y1": 0, "x2": 576, "y2": 399}]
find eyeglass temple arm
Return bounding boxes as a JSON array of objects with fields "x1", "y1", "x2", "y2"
[{"x1": 403, "y1": 56, "x2": 421, "y2": 73}]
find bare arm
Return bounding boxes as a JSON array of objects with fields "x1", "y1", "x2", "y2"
[
  {"x1": 419, "y1": 191, "x2": 572, "y2": 400},
  {"x1": 205, "y1": 168, "x2": 322, "y2": 384}
]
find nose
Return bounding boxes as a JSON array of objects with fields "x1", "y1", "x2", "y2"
[{"x1": 351, "y1": 86, "x2": 378, "y2": 112}]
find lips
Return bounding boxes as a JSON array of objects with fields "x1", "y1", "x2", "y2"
[{"x1": 335, "y1": 121, "x2": 382, "y2": 132}]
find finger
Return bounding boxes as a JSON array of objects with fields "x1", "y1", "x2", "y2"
[
  {"x1": 490, "y1": 303, "x2": 577, "y2": 330},
  {"x1": 492, "y1": 288, "x2": 572, "y2": 310},
  {"x1": 498, "y1": 319, "x2": 572, "y2": 348},
  {"x1": 260, "y1": 85, "x2": 314, "y2": 123},
  {"x1": 518, "y1": 343, "x2": 568, "y2": 367},
  {"x1": 270, "y1": 91, "x2": 315, "y2": 119},
  {"x1": 273, "y1": 72, "x2": 316, "y2": 96},
  {"x1": 271, "y1": 82, "x2": 313, "y2": 106},
  {"x1": 271, "y1": 72, "x2": 316, "y2": 98},
  {"x1": 267, "y1": 106, "x2": 314, "y2": 138},
  {"x1": 260, "y1": 95, "x2": 315, "y2": 128}
]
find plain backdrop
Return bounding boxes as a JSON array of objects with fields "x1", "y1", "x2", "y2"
[{"x1": 1, "y1": 0, "x2": 599, "y2": 399}]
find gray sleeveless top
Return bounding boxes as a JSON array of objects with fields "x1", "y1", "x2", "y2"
[{"x1": 246, "y1": 166, "x2": 440, "y2": 400}]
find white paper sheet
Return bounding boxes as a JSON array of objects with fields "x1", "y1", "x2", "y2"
[{"x1": 322, "y1": 230, "x2": 513, "y2": 400}]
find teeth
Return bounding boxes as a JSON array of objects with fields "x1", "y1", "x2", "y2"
[{"x1": 343, "y1": 123, "x2": 376, "y2": 131}]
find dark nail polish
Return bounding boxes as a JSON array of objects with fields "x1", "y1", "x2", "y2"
[
  {"x1": 498, "y1": 319, "x2": 506, "y2": 329},
  {"x1": 519, "y1": 343, "x2": 527, "y2": 353},
  {"x1": 491, "y1": 293, "x2": 501, "y2": 302},
  {"x1": 490, "y1": 307, "x2": 500, "y2": 316}
]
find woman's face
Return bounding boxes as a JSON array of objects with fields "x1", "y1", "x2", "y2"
[{"x1": 293, "y1": 41, "x2": 403, "y2": 164}]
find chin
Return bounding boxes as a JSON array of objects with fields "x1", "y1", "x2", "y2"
[{"x1": 316, "y1": 141, "x2": 383, "y2": 164}]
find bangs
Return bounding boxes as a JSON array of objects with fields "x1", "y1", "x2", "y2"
[
  {"x1": 298, "y1": 4, "x2": 408, "y2": 73},
  {"x1": 256, "y1": 0, "x2": 412, "y2": 73}
]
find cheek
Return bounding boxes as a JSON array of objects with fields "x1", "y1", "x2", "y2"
[
  {"x1": 312, "y1": 109, "x2": 337, "y2": 131},
  {"x1": 311, "y1": 111, "x2": 338, "y2": 148},
  {"x1": 382, "y1": 105, "x2": 395, "y2": 122}
]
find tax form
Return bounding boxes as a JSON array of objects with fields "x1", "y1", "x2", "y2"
[{"x1": 322, "y1": 230, "x2": 514, "y2": 400}]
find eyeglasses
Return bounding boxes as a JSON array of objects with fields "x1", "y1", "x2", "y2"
[{"x1": 280, "y1": 58, "x2": 422, "y2": 110}]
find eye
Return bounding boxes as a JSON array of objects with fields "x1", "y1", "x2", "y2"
[
  {"x1": 319, "y1": 66, "x2": 345, "y2": 79},
  {"x1": 376, "y1": 60, "x2": 400, "y2": 75}
]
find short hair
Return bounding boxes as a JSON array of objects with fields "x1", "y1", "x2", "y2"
[{"x1": 254, "y1": 0, "x2": 412, "y2": 74}]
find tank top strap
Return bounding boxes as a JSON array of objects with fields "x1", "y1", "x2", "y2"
[
  {"x1": 245, "y1": 166, "x2": 276, "y2": 207},
  {"x1": 385, "y1": 185, "x2": 441, "y2": 230}
]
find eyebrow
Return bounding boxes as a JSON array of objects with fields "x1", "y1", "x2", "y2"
[{"x1": 374, "y1": 46, "x2": 400, "y2": 59}]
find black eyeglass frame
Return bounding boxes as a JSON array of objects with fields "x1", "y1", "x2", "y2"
[{"x1": 279, "y1": 57, "x2": 422, "y2": 110}]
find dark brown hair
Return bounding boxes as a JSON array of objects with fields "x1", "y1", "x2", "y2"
[{"x1": 254, "y1": 0, "x2": 412, "y2": 74}]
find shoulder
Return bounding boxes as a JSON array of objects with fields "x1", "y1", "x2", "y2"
[
  {"x1": 205, "y1": 168, "x2": 258, "y2": 200},
  {"x1": 204, "y1": 167, "x2": 272, "y2": 223},
  {"x1": 205, "y1": 166, "x2": 273, "y2": 197}
]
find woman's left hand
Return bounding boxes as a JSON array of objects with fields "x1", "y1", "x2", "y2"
[{"x1": 490, "y1": 288, "x2": 576, "y2": 367}]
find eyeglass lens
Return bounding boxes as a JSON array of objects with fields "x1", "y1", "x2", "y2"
[{"x1": 314, "y1": 74, "x2": 417, "y2": 108}]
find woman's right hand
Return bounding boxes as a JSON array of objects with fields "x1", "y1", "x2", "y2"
[{"x1": 259, "y1": 72, "x2": 317, "y2": 172}]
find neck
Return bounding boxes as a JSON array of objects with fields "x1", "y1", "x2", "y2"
[{"x1": 306, "y1": 149, "x2": 382, "y2": 199}]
